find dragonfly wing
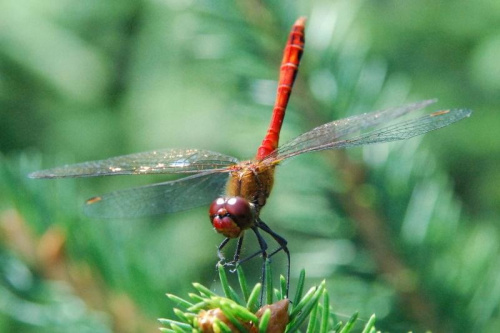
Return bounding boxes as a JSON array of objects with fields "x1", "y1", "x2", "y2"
[
  {"x1": 29, "y1": 149, "x2": 239, "y2": 178},
  {"x1": 83, "y1": 171, "x2": 231, "y2": 218},
  {"x1": 277, "y1": 108, "x2": 471, "y2": 158},
  {"x1": 327, "y1": 108, "x2": 472, "y2": 149},
  {"x1": 267, "y1": 99, "x2": 437, "y2": 161}
]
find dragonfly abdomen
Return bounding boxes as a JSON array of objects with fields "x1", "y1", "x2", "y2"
[{"x1": 256, "y1": 17, "x2": 306, "y2": 160}]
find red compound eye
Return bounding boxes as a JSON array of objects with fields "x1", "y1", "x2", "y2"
[
  {"x1": 225, "y1": 197, "x2": 252, "y2": 221},
  {"x1": 209, "y1": 197, "x2": 255, "y2": 238},
  {"x1": 209, "y1": 197, "x2": 226, "y2": 218}
]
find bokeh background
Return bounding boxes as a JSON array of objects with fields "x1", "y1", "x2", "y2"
[{"x1": 1, "y1": 0, "x2": 499, "y2": 332}]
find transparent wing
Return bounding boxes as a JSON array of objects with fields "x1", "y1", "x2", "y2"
[
  {"x1": 83, "y1": 171, "x2": 231, "y2": 218},
  {"x1": 273, "y1": 108, "x2": 471, "y2": 160},
  {"x1": 29, "y1": 149, "x2": 239, "y2": 178},
  {"x1": 262, "y1": 99, "x2": 437, "y2": 161}
]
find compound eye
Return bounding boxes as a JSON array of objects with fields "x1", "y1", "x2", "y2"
[
  {"x1": 225, "y1": 197, "x2": 252, "y2": 220},
  {"x1": 209, "y1": 197, "x2": 226, "y2": 217}
]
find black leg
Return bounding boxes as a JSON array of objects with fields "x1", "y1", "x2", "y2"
[
  {"x1": 233, "y1": 234, "x2": 245, "y2": 263},
  {"x1": 257, "y1": 219, "x2": 291, "y2": 299},
  {"x1": 226, "y1": 234, "x2": 245, "y2": 272},
  {"x1": 217, "y1": 237, "x2": 231, "y2": 263},
  {"x1": 251, "y1": 226, "x2": 269, "y2": 305},
  {"x1": 252, "y1": 226, "x2": 269, "y2": 261},
  {"x1": 218, "y1": 235, "x2": 246, "y2": 270},
  {"x1": 237, "y1": 229, "x2": 269, "y2": 265},
  {"x1": 217, "y1": 219, "x2": 291, "y2": 302}
]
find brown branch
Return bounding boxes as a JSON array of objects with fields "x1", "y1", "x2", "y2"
[
  {"x1": 288, "y1": 71, "x2": 446, "y2": 330},
  {"x1": 334, "y1": 153, "x2": 448, "y2": 332}
]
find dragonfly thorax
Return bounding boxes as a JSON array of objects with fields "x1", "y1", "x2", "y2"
[
  {"x1": 226, "y1": 162, "x2": 276, "y2": 211},
  {"x1": 209, "y1": 197, "x2": 256, "y2": 238}
]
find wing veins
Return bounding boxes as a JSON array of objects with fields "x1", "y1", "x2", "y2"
[
  {"x1": 264, "y1": 99, "x2": 437, "y2": 161},
  {"x1": 29, "y1": 148, "x2": 239, "y2": 178},
  {"x1": 275, "y1": 108, "x2": 471, "y2": 159}
]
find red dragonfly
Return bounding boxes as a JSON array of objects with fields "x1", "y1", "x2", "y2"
[{"x1": 30, "y1": 18, "x2": 471, "y2": 294}]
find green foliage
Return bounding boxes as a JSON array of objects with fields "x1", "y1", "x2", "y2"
[
  {"x1": 159, "y1": 262, "x2": 376, "y2": 333},
  {"x1": 0, "y1": 0, "x2": 498, "y2": 332}
]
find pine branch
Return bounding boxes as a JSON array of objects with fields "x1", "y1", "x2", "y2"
[{"x1": 160, "y1": 261, "x2": 377, "y2": 333}]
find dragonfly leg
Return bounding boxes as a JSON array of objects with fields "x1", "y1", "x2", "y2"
[
  {"x1": 232, "y1": 234, "x2": 245, "y2": 263},
  {"x1": 230, "y1": 227, "x2": 270, "y2": 304},
  {"x1": 237, "y1": 228, "x2": 269, "y2": 265},
  {"x1": 251, "y1": 226, "x2": 269, "y2": 305},
  {"x1": 257, "y1": 219, "x2": 290, "y2": 299},
  {"x1": 225, "y1": 234, "x2": 245, "y2": 272},
  {"x1": 217, "y1": 237, "x2": 231, "y2": 264},
  {"x1": 218, "y1": 234, "x2": 247, "y2": 272}
]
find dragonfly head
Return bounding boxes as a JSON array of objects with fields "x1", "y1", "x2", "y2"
[{"x1": 209, "y1": 197, "x2": 255, "y2": 238}]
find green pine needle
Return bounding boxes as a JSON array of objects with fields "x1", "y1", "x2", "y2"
[
  {"x1": 332, "y1": 322, "x2": 343, "y2": 331},
  {"x1": 237, "y1": 265, "x2": 250, "y2": 301},
  {"x1": 339, "y1": 312, "x2": 359, "y2": 333},
  {"x1": 319, "y1": 291, "x2": 330, "y2": 333},
  {"x1": 217, "y1": 264, "x2": 232, "y2": 299},
  {"x1": 220, "y1": 302, "x2": 249, "y2": 333},
  {"x1": 305, "y1": 301, "x2": 319, "y2": 333},
  {"x1": 160, "y1": 265, "x2": 376, "y2": 333},
  {"x1": 289, "y1": 282, "x2": 323, "y2": 320},
  {"x1": 170, "y1": 322, "x2": 190, "y2": 333},
  {"x1": 213, "y1": 319, "x2": 232, "y2": 333},
  {"x1": 280, "y1": 275, "x2": 287, "y2": 299},
  {"x1": 286, "y1": 282, "x2": 326, "y2": 332},
  {"x1": 221, "y1": 300, "x2": 258, "y2": 324},
  {"x1": 217, "y1": 264, "x2": 245, "y2": 305},
  {"x1": 166, "y1": 294, "x2": 193, "y2": 310},
  {"x1": 158, "y1": 328, "x2": 174, "y2": 333},
  {"x1": 247, "y1": 283, "x2": 262, "y2": 313},
  {"x1": 187, "y1": 293, "x2": 205, "y2": 304},
  {"x1": 291, "y1": 269, "x2": 306, "y2": 311},
  {"x1": 274, "y1": 288, "x2": 281, "y2": 301},
  {"x1": 173, "y1": 308, "x2": 189, "y2": 322},
  {"x1": 158, "y1": 318, "x2": 192, "y2": 330},
  {"x1": 193, "y1": 283, "x2": 217, "y2": 298},
  {"x1": 265, "y1": 259, "x2": 273, "y2": 304},
  {"x1": 188, "y1": 300, "x2": 211, "y2": 312},
  {"x1": 361, "y1": 314, "x2": 377, "y2": 333},
  {"x1": 258, "y1": 308, "x2": 271, "y2": 333}
]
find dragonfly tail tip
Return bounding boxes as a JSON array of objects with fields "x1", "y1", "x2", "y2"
[{"x1": 295, "y1": 17, "x2": 307, "y2": 26}]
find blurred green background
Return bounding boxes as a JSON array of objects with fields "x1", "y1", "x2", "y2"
[{"x1": 0, "y1": 0, "x2": 498, "y2": 332}]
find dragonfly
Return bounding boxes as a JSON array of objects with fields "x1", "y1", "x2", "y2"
[{"x1": 30, "y1": 17, "x2": 471, "y2": 296}]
